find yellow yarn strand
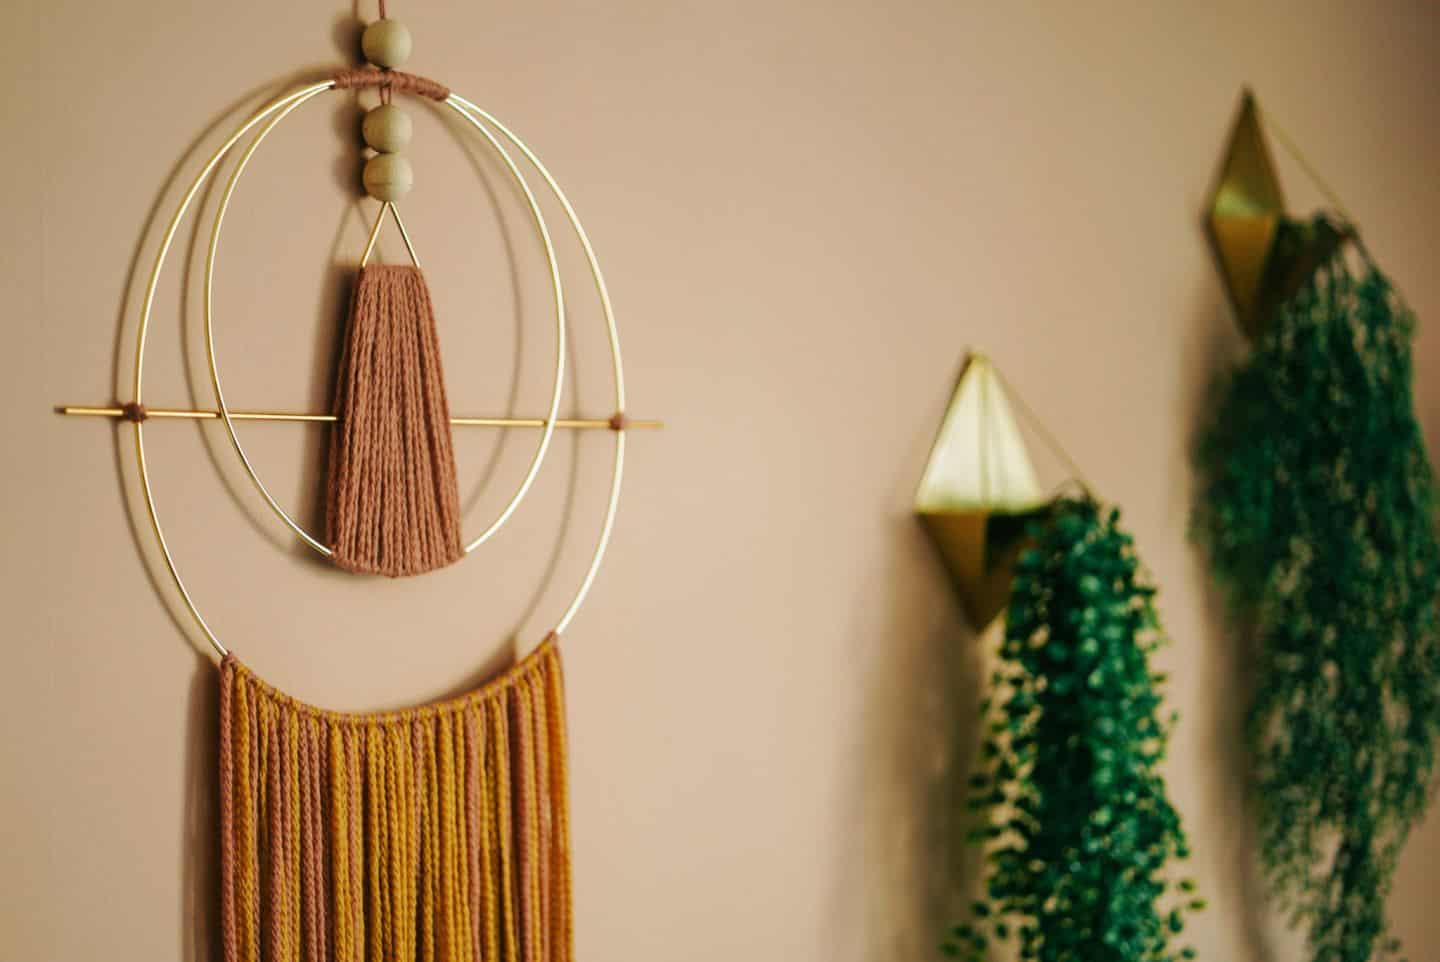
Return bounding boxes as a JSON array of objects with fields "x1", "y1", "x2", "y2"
[
  {"x1": 286, "y1": 709, "x2": 302, "y2": 962},
  {"x1": 463, "y1": 709, "x2": 482, "y2": 960},
  {"x1": 530, "y1": 673, "x2": 554, "y2": 962},
  {"x1": 477, "y1": 710, "x2": 499, "y2": 962},
  {"x1": 387, "y1": 720, "x2": 416, "y2": 961},
  {"x1": 234, "y1": 672, "x2": 259, "y2": 962},
  {"x1": 438, "y1": 710, "x2": 459, "y2": 960},
  {"x1": 446, "y1": 710, "x2": 474, "y2": 962},
  {"x1": 264, "y1": 708, "x2": 285, "y2": 962},
  {"x1": 490, "y1": 697, "x2": 519, "y2": 962},
  {"x1": 329, "y1": 727, "x2": 350, "y2": 962},
  {"x1": 350, "y1": 727, "x2": 365, "y2": 957},
  {"x1": 421, "y1": 717, "x2": 440, "y2": 962},
  {"x1": 371, "y1": 726, "x2": 388, "y2": 962},
  {"x1": 543, "y1": 647, "x2": 573, "y2": 961},
  {"x1": 514, "y1": 678, "x2": 541, "y2": 962}
]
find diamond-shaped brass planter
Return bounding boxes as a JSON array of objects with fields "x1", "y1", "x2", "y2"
[
  {"x1": 915, "y1": 355, "x2": 1054, "y2": 631},
  {"x1": 1207, "y1": 89, "x2": 1351, "y2": 339}
]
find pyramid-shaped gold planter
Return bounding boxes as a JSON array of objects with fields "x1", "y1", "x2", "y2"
[
  {"x1": 1207, "y1": 89, "x2": 1350, "y2": 338},
  {"x1": 915, "y1": 355, "x2": 1053, "y2": 631}
]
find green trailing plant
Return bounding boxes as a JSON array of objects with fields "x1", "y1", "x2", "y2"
[
  {"x1": 1194, "y1": 222, "x2": 1440, "y2": 962},
  {"x1": 943, "y1": 498, "x2": 1200, "y2": 962}
]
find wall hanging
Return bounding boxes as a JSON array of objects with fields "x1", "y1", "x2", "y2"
[
  {"x1": 918, "y1": 355, "x2": 1200, "y2": 962},
  {"x1": 1196, "y1": 89, "x2": 1440, "y2": 962},
  {"x1": 55, "y1": 6, "x2": 662, "y2": 960}
]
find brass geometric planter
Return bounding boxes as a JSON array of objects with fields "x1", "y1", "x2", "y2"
[
  {"x1": 1206, "y1": 89, "x2": 1352, "y2": 338},
  {"x1": 915, "y1": 354, "x2": 1054, "y2": 631}
]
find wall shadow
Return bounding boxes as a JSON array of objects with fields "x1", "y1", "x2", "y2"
[
  {"x1": 822, "y1": 511, "x2": 987, "y2": 960},
  {"x1": 874, "y1": 532, "x2": 983, "y2": 961},
  {"x1": 180, "y1": 652, "x2": 221, "y2": 962},
  {"x1": 1177, "y1": 269, "x2": 1276, "y2": 962}
]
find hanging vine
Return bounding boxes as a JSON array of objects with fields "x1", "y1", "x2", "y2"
[
  {"x1": 943, "y1": 498, "x2": 1200, "y2": 962},
  {"x1": 1194, "y1": 227, "x2": 1440, "y2": 962}
]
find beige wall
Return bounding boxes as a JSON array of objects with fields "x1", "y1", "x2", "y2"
[{"x1": 4, "y1": 1, "x2": 1440, "y2": 959}]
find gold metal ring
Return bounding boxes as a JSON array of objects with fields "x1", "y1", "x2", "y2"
[
  {"x1": 449, "y1": 96, "x2": 627, "y2": 636},
  {"x1": 202, "y1": 81, "x2": 568, "y2": 558},
  {"x1": 131, "y1": 82, "x2": 628, "y2": 659}
]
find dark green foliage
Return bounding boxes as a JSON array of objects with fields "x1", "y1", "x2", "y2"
[
  {"x1": 1194, "y1": 230, "x2": 1440, "y2": 962},
  {"x1": 943, "y1": 499, "x2": 1198, "y2": 962}
]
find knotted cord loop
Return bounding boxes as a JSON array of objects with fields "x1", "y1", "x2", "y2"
[
  {"x1": 333, "y1": 67, "x2": 450, "y2": 101},
  {"x1": 121, "y1": 401, "x2": 149, "y2": 423}
]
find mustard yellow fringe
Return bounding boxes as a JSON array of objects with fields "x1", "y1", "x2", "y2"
[{"x1": 218, "y1": 638, "x2": 571, "y2": 962}]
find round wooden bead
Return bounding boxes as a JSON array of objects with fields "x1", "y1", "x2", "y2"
[
  {"x1": 362, "y1": 104, "x2": 412, "y2": 153},
  {"x1": 361, "y1": 19, "x2": 412, "y2": 68},
  {"x1": 363, "y1": 153, "x2": 413, "y2": 201}
]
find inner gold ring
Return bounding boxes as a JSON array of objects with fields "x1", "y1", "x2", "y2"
[{"x1": 203, "y1": 81, "x2": 567, "y2": 558}]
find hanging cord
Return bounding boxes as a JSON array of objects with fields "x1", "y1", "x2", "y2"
[
  {"x1": 377, "y1": 0, "x2": 391, "y2": 102},
  {"x1": 983, "y1": 359, "x2": 1096, "y2": 503},
  {"x1": 1256, "y1": 104, "x2": 1354, "y2": 228},
  {"x1": 1258, "y1": 102, "x2": 1384, "y2": 278},
  {"x1": 334, "y1": 69, "x2": 450, "y2": 101}
]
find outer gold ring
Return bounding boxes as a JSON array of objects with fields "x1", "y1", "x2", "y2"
[
  {"x1": 203, "y1": 82, "x2": 567, "y2": 558},
  {"x1": 131, "y1": 81, "x2": 628, "y2": 659},
  {"x1": 450, "y1": 94, "x2": 628, "y2": 638}
]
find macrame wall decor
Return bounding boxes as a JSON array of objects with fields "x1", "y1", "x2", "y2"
[
  {"x1": 56, "y1": 5, "x2": 663, "y2": 960},
  {"x1": 1197, "y1": 89, "x2": 1440, "y2": 962},
  {"x1": 916, "y1": 355, "x2": 1201, "y2": 962}
]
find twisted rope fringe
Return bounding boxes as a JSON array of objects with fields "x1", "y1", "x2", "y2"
[
  {"x1": 219, "y1": 638, "x2": 572, "y2": 962},
  {"x1": 325, "y1": 265, "x2": 464, "y2": 577}
]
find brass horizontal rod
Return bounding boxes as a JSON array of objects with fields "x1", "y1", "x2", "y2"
[{"x1": 56, "y1": 406, "x2": 663, "y2": 430}]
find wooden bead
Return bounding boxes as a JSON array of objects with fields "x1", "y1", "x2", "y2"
[
  {"x1": 363, "y1": 153, "x2": 413, "y2": 201},
  {"x1": 361, "y1": 19, "x2": 412, "y2": 68},
  {"x1": 362, "y1": 104, "x2": 412, "y2": 153}
]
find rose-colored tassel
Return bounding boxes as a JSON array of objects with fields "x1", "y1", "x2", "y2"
[{"x1": 325, "y1": 264, "x2": 463, "y2": 576}]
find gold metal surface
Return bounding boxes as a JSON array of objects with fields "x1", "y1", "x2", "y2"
[
  {"x1": 359, "y1": 201, "x2": 421, "y2": 267},
  {"x1": 109, "y1": 80, "x2": 634, "y2": 660},
  {"x1": 1207, "y1": 90, "x2": 1284, "y2": 334},
  {"x1": 450, "y1": 94, "x2": 629, "y2": 637},
  {"x1": 57, "y1": 406, "x2": 662, "y2": 429},
  {"x1": 918, "y1": 507, "x2": 1053, "y2": 632},
  {"x1": 1206, "y1": 89, "x2": 1355, "y2": 338},
  {"x1": 914, "y1": 354, "x2": 1055, "y2": 631}
]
